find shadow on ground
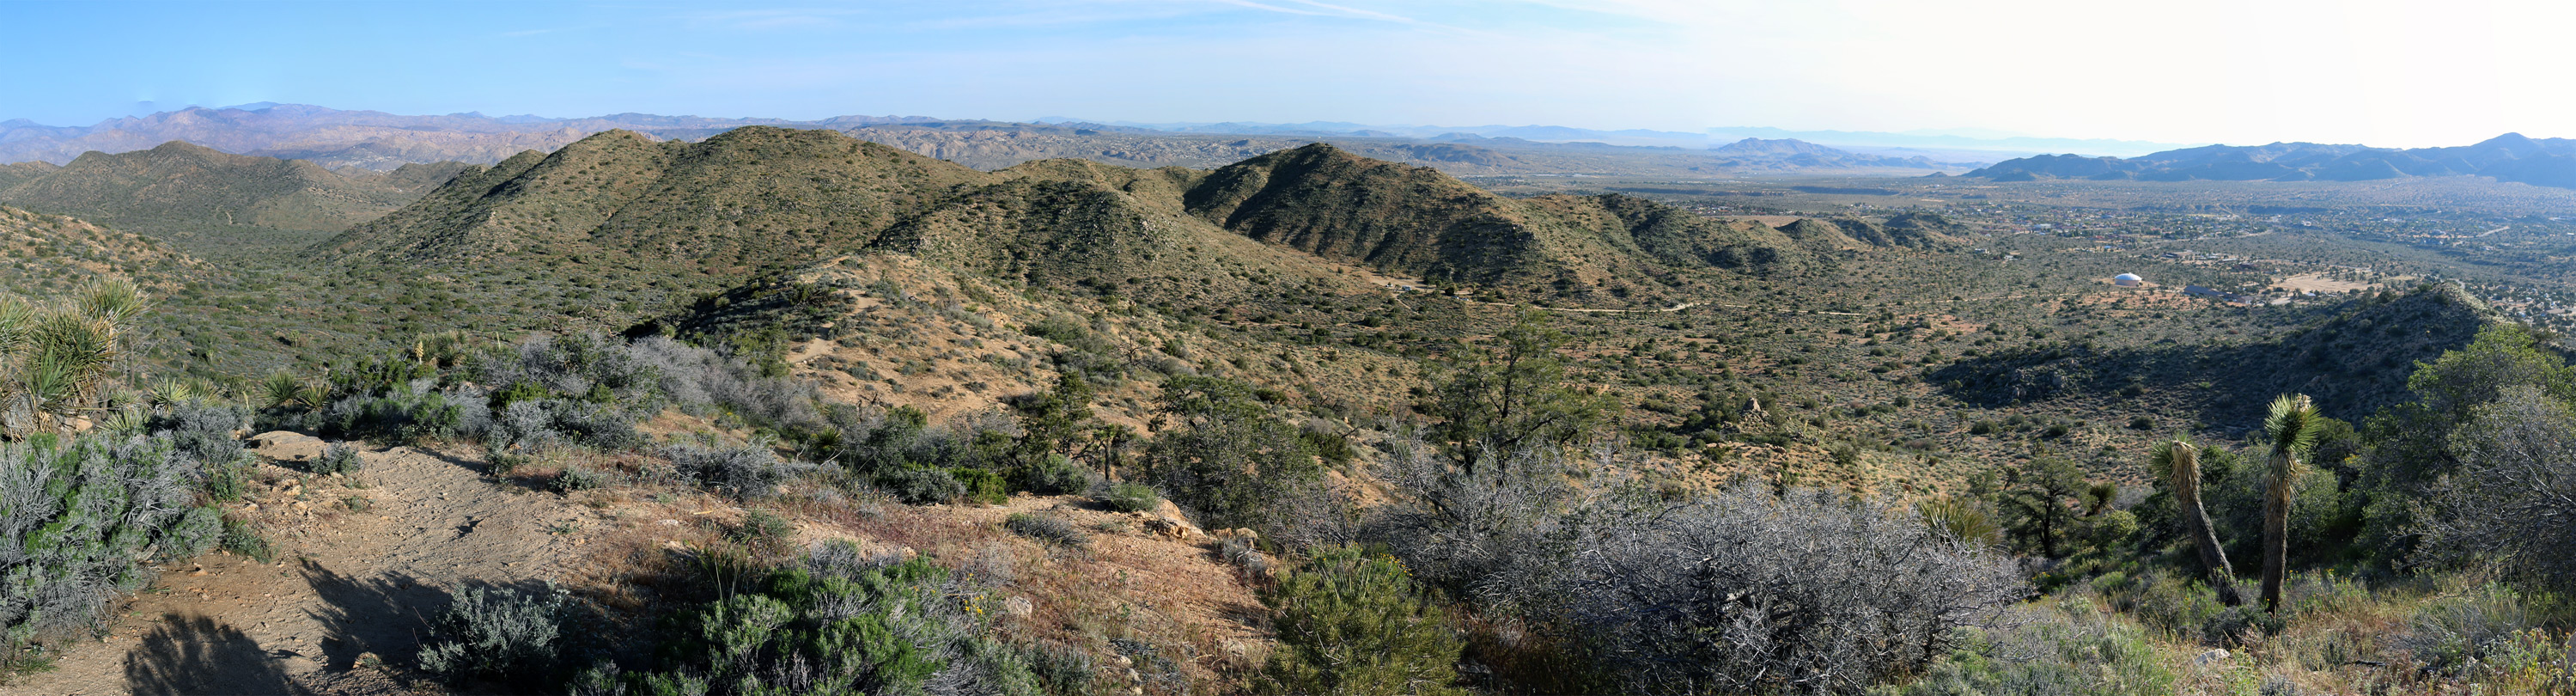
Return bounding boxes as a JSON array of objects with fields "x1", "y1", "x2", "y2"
[
  {"x1": 299, "y1": 560, "x2": 445, "y2": 672},
  {"x1": 125, "y1": 614, "x2": 308, "y2": 696}
]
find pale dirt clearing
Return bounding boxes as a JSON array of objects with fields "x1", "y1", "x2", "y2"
[{"x1": 14, "y1": 438, "x2": 594, "y2": 696}]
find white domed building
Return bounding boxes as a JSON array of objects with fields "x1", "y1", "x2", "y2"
[{"x1": 2113, "y1": 273, "x2": 2143, "y2": 287}]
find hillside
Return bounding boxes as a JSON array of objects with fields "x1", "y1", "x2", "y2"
[
  {"x1": 322, "y1": 127, "x2": 982, "y2": 272},
  {"x1": 1930, "y1": 284, "x2": 2506, "y2": 429},
  {"x1": 0, "y1": 205, "x2": 214, "y2": 292},
  {"x1": 0, "y1": 141, "x2": 459, "y2": 231},
  {"x1": 1967, "y1": 132, "x2": 2576, "y2": 188},
  {"x1": 1184, "y1": 143, "x2": 1836, "y2": 302}
]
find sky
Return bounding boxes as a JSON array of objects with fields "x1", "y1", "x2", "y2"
[{"x1": 3, "y1": 0, "x2": 2571, "y2": 149}]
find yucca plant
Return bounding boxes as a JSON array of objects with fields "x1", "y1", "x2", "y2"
[
  {"x1": 0, "y1": 278, "x2": 148, "y2": 438},
  {"x1": 1919, "y1": 495, "x2": 2003, "y2": 548},
  {"x1": 2259, "y1": 394, "x2": 2323, "y2": 614},
  {"x1": 2153, "y1": 439, "x2": 2243, "y2": 606}
]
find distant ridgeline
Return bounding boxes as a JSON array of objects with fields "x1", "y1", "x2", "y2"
[{"x1": 1964, "y1": 133, "x2": 2576, "y2": 188}]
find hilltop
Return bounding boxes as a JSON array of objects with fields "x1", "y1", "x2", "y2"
[
  {"x1": 0, "y1": 141, "x2": 464, "y2": 231},
  {"x1": 1966, "y1": 132, "x2": 2576, "y2": 188}
]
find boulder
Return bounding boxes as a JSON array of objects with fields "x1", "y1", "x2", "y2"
[{"x1": 247, "y1": 430, "x2": 326, "y2": 462}]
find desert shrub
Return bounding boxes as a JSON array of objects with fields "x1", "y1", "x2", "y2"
[
  {"x1": 551, "y1": 467, "x2": 607, "y2": 493},
  {"x1": 664, "y1": 444, "x2": 807, "y2": 498},
  {"x1": 1875, "y1": 597, "x2": 2177, "y2": 696},
  {"x1": 0, "y1": 435, "x2": 210, "y2": 650},
  {"x1": 487, "y1": 399, "x2": 640, "y2": 453},
  {"x1": 1013, "y1": 453, "x2": 1091, "y2": 496},
  {"x1": 880, "y1": 467, "x2": 965, "y2": 504},
  {"x1": 1098, "y1": 481, "x2": 1161, "y2": 513},
  {"x1": 148, "y1": 401, "x2": 250, "y2": 466},
  {"x1": 1567, "y1": 483, "x2": 2025, "y2": 694},
  {"x1": 1256, "y1": 545, "x2": 1467, "y2": 696},
  {"x1": 2395, "y1": 582, "x2": 2546, "y2": 677},
  {"x1": 417, "y1": 583, "x2": 574, "y2": 687},
  {"x1": 317, "y1": 383, "x2": 476, "y2": 446},
  {"x1": 220, "y1": 516, "x2": 271, "y2": 563},
  {"x1": 1368, "y1": 434, "x2": 1579, "y2": 601},
  {"x1": 732, "y1": 510, "x2": 795, "y2": 553},
  {"x1": 1004, "y1": 513, "x2": 1088, "y2": 547},
  {"x1": 629, "y1": 336, "x2": 824, "y2": 431},
  {"x1": 310, "y1": 443, "x2": 362, "y2": 475},
  {"x1": 584, "y1": 545, "x2": 1040, "y2": 696},
  {"x1": 1220, "y1": 537, "x2": 1270, "y2": 575},
  {"x1": 468, "y1": 333, "x2": 664, "y2": 416},
  {"x1": 955, "y1": 467, "x2": 1008, "y2": 504},
  {"x1": 162, "y1": 506, "x2": 222, "y2": 559}
]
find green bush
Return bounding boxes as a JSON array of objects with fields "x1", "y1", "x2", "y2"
[
  {"x1": 878, "y1": 466, "x2": 965, "y2": 504},
  {"x1": 417, "y1": 583, "x2": 573, "y2": 687},
  {"x1": 1256, "y1": 545, "x2": 1466, "y2": 696},
  {"x1": 955, "y1": 467, "x2": 1008, "y2": 505},
  {"x1": 585, "y1": 545, "x2": 1039, "y2": 696},
  {"x1": 1013, "y1": 453, "x2": 1091, "y2": 496},
  {"x1": 1099, "y1": 482, "x2": 1162, "y2": 513},
  {"x1": 221, "y1": 516, "x2": 272, "y2": 563},
  {"x1": 310, "y1": 443, "x2": 362, "y2": 475},
  {"x1": 731, "y1": 510, "x2": 795, "y2": 553},
  {"x1": 551, "y1": 467, "x2": 607, "y2": 493},
  {"x1": 318, "y1": 385, "x2": 468, "y2": 446}
]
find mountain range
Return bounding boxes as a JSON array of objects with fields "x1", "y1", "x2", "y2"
[
  {"x1": 0, "y1": 104, "x2": 1988, "y2": 178},
  {"x1": 320, "y1": 126, "x2": 1958, "y2": 308},
  {"x1": 1964, "y1": 133, "x2": 2576, "y2": 189}
]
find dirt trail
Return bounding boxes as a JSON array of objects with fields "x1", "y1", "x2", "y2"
[{"x1": 14, "y1": 441, "x2": 589, "y2": 696}]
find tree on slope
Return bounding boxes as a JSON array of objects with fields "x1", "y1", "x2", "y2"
[
  {"x1": 2154, "y1": 439, "x2": 2243, "y2": 606},
  {"x1": 1420, "y1": 310, "x2": 1615, "y2": 477},
  {"x1": 2260, "y1": 394, "x2": 2324, "y2": 614}
]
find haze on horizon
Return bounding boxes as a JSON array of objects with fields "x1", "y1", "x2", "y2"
[{"x1": 4, "y1": 0, "x2": 2568, "y2": 150}]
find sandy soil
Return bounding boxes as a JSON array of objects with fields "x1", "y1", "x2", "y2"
[
  {"x1": 13, "y1": 439, "x2": 593, "y2": 696},
  {"x1": 2271, "y1": 272, "x2": 2376, "y2": 294}
]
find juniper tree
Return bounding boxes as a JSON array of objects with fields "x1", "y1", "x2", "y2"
[{"x1": 1419, "y1": 310, "x2": 1615, "y2": 477}]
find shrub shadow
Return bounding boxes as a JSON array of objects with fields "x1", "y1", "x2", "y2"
[{"x1": 124, "y1": 614, "x2": 308, "y2": 696}]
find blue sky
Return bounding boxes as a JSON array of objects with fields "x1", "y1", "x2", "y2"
[{"x1": 4, "y1": 0, "x2": 2568, "y2": 148}]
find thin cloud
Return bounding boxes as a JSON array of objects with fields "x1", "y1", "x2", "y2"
[{"x1": 1209, "y1": 0, "x2": 1483, "y2": 34}]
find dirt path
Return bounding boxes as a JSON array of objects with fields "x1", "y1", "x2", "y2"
[{"x1": 15, "y1": 438, "x2": 590, "y2": 696}]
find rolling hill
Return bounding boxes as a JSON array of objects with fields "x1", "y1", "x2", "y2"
[
  {"x1": 0, "y1": 205, "x2": 215, "y2": 292},
  {"x1": 0, "y1": 141, "x2": 465, "y2": 231},
  {"x1": 326, "y1": 131, "x2": 1895, "y2": 311}
]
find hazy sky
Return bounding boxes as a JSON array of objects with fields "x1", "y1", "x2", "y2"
[{"x1": 4, "y1": 0, "x2": 2567, "y2": 148}]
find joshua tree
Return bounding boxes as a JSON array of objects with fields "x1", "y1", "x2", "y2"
[
  {"x1": 0, "y1": 278, "x2": 147, "y2": 437},
  {"x1": 2260, "y1": 394, "x2": 2323, "y2": 614},
  {"x1": 2153, "y1": 439, "x2": 2243, "y2": 606}
]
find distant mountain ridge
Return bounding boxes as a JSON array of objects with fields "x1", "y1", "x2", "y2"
[
  {"x1": 1963, "y1": 133, "x2": 2576, "y2": 189},
  {"x1": 0, "y1": 104, "x2": 1987, "y2": 177}
]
